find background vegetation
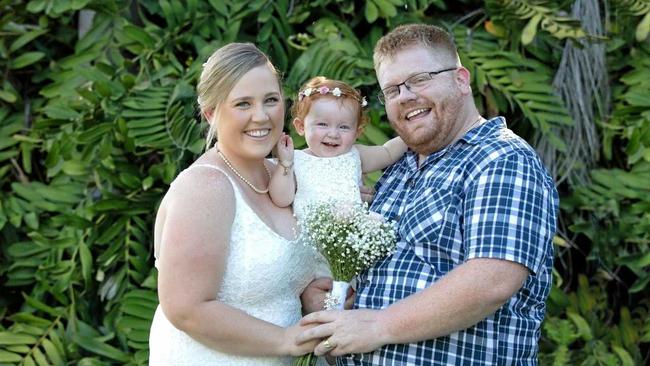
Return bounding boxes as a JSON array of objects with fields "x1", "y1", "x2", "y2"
[{"x1": 1, "y1": 0, "x2": 648, "y2": 364}]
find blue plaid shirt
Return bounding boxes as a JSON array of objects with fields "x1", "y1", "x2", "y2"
[{"x1": 338, "y1": 117, "x2": 559, "y2": 366}]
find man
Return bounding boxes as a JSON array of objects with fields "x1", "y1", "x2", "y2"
[{"x1": 297, "y1": 24, "x2": 559, "y2": 365}]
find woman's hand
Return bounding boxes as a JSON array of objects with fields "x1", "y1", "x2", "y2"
[{"x1": 282, "y1": 323, "x2": 321, "y2": 356}]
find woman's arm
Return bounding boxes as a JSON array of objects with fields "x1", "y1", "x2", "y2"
[
  {"x1": 355, "y1": 136, "x2": 407, "y2": 173},
  {"x1": 268, "y1": 134, "x2": 296, "y2": 208},
  {"x1": 156, "y1": 168, "x2": 316, "y2": 357}
]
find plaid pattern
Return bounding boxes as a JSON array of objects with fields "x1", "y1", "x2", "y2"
[{"x1": 338, "y1": 117, "x2": 559, "y2": 366}]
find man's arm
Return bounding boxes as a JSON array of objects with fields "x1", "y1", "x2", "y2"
[
  {"x1": 380, "y1": 258, "x2": 527, "y2": 342},
  {"x1": 299, "y1": 258, "x2": 527, "y2": 356}
]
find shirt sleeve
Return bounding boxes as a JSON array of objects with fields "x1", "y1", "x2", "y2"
[{"x1": 462, "y1": 153, "x2": 558, "y2": 275}]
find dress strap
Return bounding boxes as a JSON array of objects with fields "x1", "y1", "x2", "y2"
[
  {"x1": 170, "y1": 163, "x2": 235, "y2": 188},
  {"x1": 185, "y1": 163, "x2": 229, "y2": 175}
]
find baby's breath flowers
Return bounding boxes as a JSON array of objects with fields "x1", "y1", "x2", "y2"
[
  {"x1": 295, "y1": 202, "x2": 396, "y2": 366},
  {"x1": 302, "y1": 201, "x2": 397, "y2": 282}
]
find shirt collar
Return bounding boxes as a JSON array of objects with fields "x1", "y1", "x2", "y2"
[
  {"x1": 459, "y1": 116, "x2": 506, "y2": 145},
  {"x1": 403, "y1": 116, "x2": 506, "y2": 170}
]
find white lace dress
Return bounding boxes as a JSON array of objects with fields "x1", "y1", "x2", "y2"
[
  {"x1": 293, "y1": 148, "x2": 363, "y2": 222},
  {"x1": 149, "y1": 164, "x2": 319, "y2": 366}
]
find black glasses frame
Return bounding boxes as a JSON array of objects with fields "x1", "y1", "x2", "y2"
[{"x1": 377, "y1": 68, "x2": 457, "y2": 105}]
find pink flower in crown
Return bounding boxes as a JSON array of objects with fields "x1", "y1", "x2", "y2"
[{"x1": 318, "y1": 86, "x2": 330, "y2": 95}]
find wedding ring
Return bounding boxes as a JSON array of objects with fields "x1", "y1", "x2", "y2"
[{"x1": 323, "y1": 339, "x2": 334, "y2": 350}]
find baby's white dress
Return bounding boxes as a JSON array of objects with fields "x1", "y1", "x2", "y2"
[
  {"x1": 149, "y1": 164, "x2": 319, "y2": 365},
  {"x1": 292, "y1": 148, "x2": 363, "y2": 222}
]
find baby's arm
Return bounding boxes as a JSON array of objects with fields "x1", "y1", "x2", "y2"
[
  {"x1": 355, "y1": 136, "x2": 408, "y2": 173},
  {"x1": 268, "y1": 134, "x2": 296, "y2": 208}
]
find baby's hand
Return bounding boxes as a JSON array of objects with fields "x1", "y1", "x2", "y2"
[{"x1": 276, "y1": 133, "x2": 294, "y2": 163}]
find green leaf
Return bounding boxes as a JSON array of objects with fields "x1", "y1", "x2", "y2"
[
  {"x1": 61, "y1": 161, "x2": 88, "y2": 176},
  {"x1": 257, "y1": 21, "x2": 273, "y2": 43},
  {"x1": 73, "y1": 335, "x2": 130, "y2": 363},
  {"x1": 43, "y1": 105, "x2": 82, "y2": 120},
  {"x1": 0, "y1": 89, "x2": 18, "y2": 103},
  {"x1": 566, "y1": 311, "x2": 593, "y2": 341},
  {"x1": 33, "y1": 184, "x2": 83, "y2": 204},
  {"x1": 624, "y1": 90, "x2": 650, "y2": 107},
  {"x1": 142, "y1": 176, "x2": 154, "y2": 190},
  {"x1": 361, "y1": 124, "x2": 390, "y2": 146},
  {"x1": 636, "y1": 12, "x2": 650, "y2": 42},
  {"x1": 522, "y1": 14, "x2": 542, "y2": 45},
  {"x1": 365, "y1": 1, "x2": 379, "y2": 23},
  {"x1": 10, "y1": 51, "x2": 46, "y2": 69},
  {"x1": 0, "y1": 332, "x2": 38, "y2": 345},
  {"x1": 612, "y1": 345, "x2": 635, "y2": 366},
  {"x1": 208, "y1": 0, "x2": 230, "y2": 17},
  {"x1": 42, "y1": 338, "x2": 65, "y2": 366},
  {"x1": 374, "y1": 0, "x2": 397, "y2": 17},
  {"x1": 159, "y1": 0, "x2": 176, "y2": 28},
  {"x1": 80, "y1": 242, "x2": 93, "y2": 283},
  {"x1": 0, "y1": 349, "x2": 22, "y2": 362},
  {"x1": 23, "y1": 294, "x2": 64, "y2": 317},
  {"x1": 122, "y1": 25, "x2": 156, "y2": 48},
  {"x1": 10, "y1": 29, "x2": 48, "y2": 52}
]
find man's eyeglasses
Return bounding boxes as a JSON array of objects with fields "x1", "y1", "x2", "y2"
[{"x1": 377, "y1": 68, "x2": 457, "y2": 105}]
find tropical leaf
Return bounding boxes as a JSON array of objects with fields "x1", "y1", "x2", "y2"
[
  {"x1": 454, "y1": 26, "x2": 573, "y2": 147},
  {"x1": 484, "y1": 0, "x2": 596, "y2": 43}
]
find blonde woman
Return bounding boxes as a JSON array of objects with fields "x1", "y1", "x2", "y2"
[{"x1": 148, "y1": 43, "x2": 324, "y2": 365}]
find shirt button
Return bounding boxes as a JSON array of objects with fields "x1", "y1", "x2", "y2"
[{"x1": 407, "y1": 179, "x2": 415, "y2": 188}]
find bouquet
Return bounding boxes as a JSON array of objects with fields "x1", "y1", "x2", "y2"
[{"x1": 295, "y1": 202, "x2": 397, "y2": 366}]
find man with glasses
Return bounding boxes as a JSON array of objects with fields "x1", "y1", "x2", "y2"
[{"x1": 298, "y1": 24, "x2": 558, "y2": 365}]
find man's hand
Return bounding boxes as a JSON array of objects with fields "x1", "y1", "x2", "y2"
[
  {"x1": 359, "y1": 185, "x2": 375, "y2": 203},
  {"x1": 301, "y1": 278, "x2": 356, "y2": 314},
  {"x1": 301, "y1": 277, "x2": 331, "y2": 314},
  {"x1": 297, "y1": 309, "x2": 389, "y2": 356}
]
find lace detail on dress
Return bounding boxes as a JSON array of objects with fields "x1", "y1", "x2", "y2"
[
  {"x1": 293, "y1": 148, "x2": 363, "y2": 221},
  {"x1": 149, "y1": 163, "x2": 318, "y2": 365}
]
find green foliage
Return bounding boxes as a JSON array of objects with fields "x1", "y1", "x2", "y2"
[
  {"x1": 453, "y1": 25, "x2": 572, "y2": 151},
  {"x1": 610, "y1": 0, "x2": 650, "y2": 41},
  {"x1": 485, "y1": 0, "x2": 597, "y2": 44},
  {"x1": 542, "y1": 274, "x2": 647, "y2": 365},
  {"x1": 0, "y1": 0, "x2": 648, "y2": 364}
]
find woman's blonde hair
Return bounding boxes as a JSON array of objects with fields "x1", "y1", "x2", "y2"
[
  {"x1": 197, "y1": 43, "x2": 282, "y2": 149},
  {"x1": 291, "y1": 76, "x2": 369, "y2": 131}
]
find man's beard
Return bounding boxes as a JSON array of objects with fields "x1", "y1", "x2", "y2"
[{"x1": 393, "y1": 95, "x2": 463, "y2": 156}]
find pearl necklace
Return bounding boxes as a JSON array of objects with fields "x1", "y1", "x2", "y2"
[{"x1": 217, "y1": 150, "x2": 271, "y2": 194}]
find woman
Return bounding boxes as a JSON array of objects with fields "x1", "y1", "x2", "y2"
[{"x1": 148, "y1": 43, "x2": 323, "y2": 365}]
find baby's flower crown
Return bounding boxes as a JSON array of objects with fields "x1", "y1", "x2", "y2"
[{"x1": 298, "y1": 86, "x2": 368, "y2": 108}]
